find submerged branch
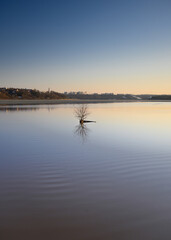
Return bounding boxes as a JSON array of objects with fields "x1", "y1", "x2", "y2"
[
  {"x1": 74, "y1": 104, "x2": 90, "y2": 120},
  {"x1": 74, "y1": 104, "x2": 96, "y2": 125}
]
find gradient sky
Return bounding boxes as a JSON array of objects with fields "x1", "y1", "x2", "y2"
[{"x1": 1, "y1": 0, "x2": 171, "y2": 94}]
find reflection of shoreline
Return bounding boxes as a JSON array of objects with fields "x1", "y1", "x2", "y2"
[
  {"x1": 0, "y1": 99, "x2": 162, "y2": 106},
  {"x1": 0, "y1": 106, "x2": 55, "y2": 112},
  {"x1": 0, "y1": 107, "x2": 40, "y2": 112}
]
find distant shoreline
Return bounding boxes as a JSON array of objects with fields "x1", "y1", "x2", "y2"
[
  {"x1": 0, "y1": 99, "x2": 138, "y2": 105},
  {"x1": 1, "y1": 99, "x2": 171, "y2": 106}
]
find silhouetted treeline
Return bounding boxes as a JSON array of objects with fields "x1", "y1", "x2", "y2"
[
  {"x1": 1, "y1": 87, "x2": 168, "y2": 101},
  {"x1": 151, "y1": 95, "x2": 171, "y2": 100},
  {"x1": 66, "y1": 93, "x2": 167, "y2": 100},
  {"x1": 65, "y1": 93, "x2": 140, "y2": 100},
  {"x1": 0, "y1": 88, "x2": 66, "y2": 99}
]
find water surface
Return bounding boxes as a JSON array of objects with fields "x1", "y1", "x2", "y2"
[{"x1": 1, "y1": 103, "x2": 171, "y2": 240}]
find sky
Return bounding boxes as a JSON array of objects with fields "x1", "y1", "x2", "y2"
[{"x1": 0, "y1": 0, "x2": 171, "y2": 94}]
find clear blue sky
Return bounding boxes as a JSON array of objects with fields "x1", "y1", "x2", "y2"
[{"x1": 1, "y1": 0, "x2": 171, "y2": 93}]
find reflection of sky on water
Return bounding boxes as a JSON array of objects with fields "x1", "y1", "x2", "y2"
[
  {"x1": 1, "y1": 102, "x2": 171, "y2": 155},
  {"x1": 76, "y1": 102, "x2": 171, "y2": 154},
  {"x1": 2, "y1": 103, "x2": 171, "y2": 239}
]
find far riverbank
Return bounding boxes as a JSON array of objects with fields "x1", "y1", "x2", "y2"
[
  {"x1": 1, "y1": 99, "x2": 171, "y2": 106},
  {"x1": 0, "y1": 99, "x2": 151, "y2": 105}
]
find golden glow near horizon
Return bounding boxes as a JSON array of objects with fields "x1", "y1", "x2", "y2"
[
  {"x1": 2, "y1": 48, "x2": 171, "y2": 95},
  {"x1": 3, "y1": 61, "x2": 171, "y2": 95}
]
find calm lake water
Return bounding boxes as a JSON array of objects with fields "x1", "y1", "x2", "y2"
[{"x1": 1, "y1": 102, "x2": 171, "y2": 240}]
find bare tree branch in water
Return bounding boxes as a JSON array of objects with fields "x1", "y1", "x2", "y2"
[
  {"x1": 74, "y1": 105, "x2": 90, "y2": 122},
  {"x1": 74, "y1": 104, "x2": 96, "y2": 124},
  {"x1": 74, "y1": 105, "x2": 95, "y2": 142}
]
